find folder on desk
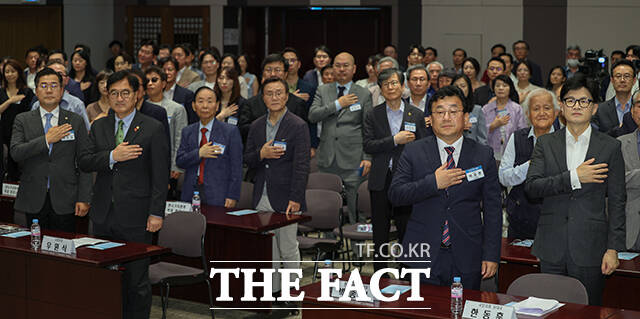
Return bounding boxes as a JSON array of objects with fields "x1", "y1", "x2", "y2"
[
  {"x1": 514, "y1": 297, "x2": 564, "y2": 316},
  {"x1": 227, "y1": 209, "x2": 259, "y2": 216},
  {"x1": 72, "y1": 237, "x2": 109, "y2": 248}
]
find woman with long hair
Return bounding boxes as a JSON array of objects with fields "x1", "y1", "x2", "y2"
[{"x1": 69, "y1": 50, "x2": 98, "y2": 104}]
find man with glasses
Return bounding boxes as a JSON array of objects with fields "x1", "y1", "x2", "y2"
[
  {"x1": 309, "y1": 52, "x2": 373, "y2": 225},
  {"x1": 618, "y1": 91, "x2": 640, "y2": 252},
  {"x1": 364, "y1": 68, "x2": 429, "y2": 271},
  {"x1": 525, "y1": 75, "x2": 625, "y2": 305},
  {"x1": 388, "y1": 85, "x2": 502, "y2": 290},
  {"x1": 593, "y1": 60, "x2": 637, "y2": 134},
  {"x1": 32, "y1": 61, "x2": 91, "y2": 130},
  {"x1": 11, "y1": 67, "x2": 91, "y2": 232},
  {"x1": 79, "y1": 70, "x2": 169, "y2": 318},
  {"x1": 239, "y1": 53, "x2": 308, "y2": 143},
  {"x1": 244, "y1": 77, "x2": 310, "y2": 297},
  {"x1": 406, "y1": 44, "x2": 425, "y2": 69}
]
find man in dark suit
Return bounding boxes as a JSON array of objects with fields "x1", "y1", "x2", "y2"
[
  {"x1": 309, "y1": 52, "x2": 373, "y2": 224},
  {"x1": 388, "y1": 85, "x2": 502, "y2": 290},
  {"x1": 79, "y1": 71, "x2": 169, "y2": 318},
  {"x1": 525, "y1": 76, "x2": 626, "y2": 305},
  {"x1": 512, "y1": 40, "x2": 543, "y2": 86},
  {"x1": 244, "y1": 77, "x2": 310, "y2": 294},
  {"x1": 239, "y1": 53, "x2": 309, "y2": 143},
  {"x1": 364, "y1": 68, "x2": 430, "y2": 271},
  {"x1": 11, "y1": 68, "x2": 91, "y2": 232},
  {"x1": 176, "y1": 86, "x2": 243, "y2": 207},
  {"x1": 593, "y1": 60, "x2": 636, "y2": 134}
]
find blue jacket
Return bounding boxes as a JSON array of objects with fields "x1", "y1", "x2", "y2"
[
  {"x1": 176, "y1": 120, "x2": 243, "y2": 206},
  {"x1": 388, "y1": 135, "x2": 502, "y2": 273}
]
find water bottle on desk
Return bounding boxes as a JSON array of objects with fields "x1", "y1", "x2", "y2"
[
  {"x1": 30, "y1": 219, "x2": 41, "y2": 250},
  {"x1": 451, "y1": 276, "x2": 463, "y2": 316},
  {"x1": 192, "y1": 191, "x2": 201, "y2": 213}
]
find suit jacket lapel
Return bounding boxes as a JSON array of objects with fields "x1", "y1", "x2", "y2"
[
  {"x1": 376, "y1": 104, "x2": 392, "y2": 137},
  {"x1": 401, "y1": 106, "x2": 418, "y2": 133},
  {"x1": 423, "y1": 136, "x2": 441, "y2": 172},
  {"x1": 627, "y1": 133, "x2": 640, "y2": 168},
  {"x1": 123, "y1": 111, "x2": 143, "y2": 143},
  {"x1": 274, "y1": 112, "x2": 290, "y2": 141},
  {"x1": 31, "y1": 109, "x2": 45, "y2": 135},
  {"x1": 607, "y1": 100, "x2": 619, "y2": 126},
  {"x1": 550, "y1": 129, "x2": 568, "y2": 172},
  {"x1": 456, "y1": 137, "x2": 474, "y2": 170},
  {"x1": 584, "y1": 128, "x2": 602, "y2": 164},
  {"x1": 209, "y1": 120, "x2": 222, "y2": 144}
]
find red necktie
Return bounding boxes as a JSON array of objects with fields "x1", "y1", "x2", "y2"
[{"x1": 198, "y1": 128, "x2": 208, "y2": 185}]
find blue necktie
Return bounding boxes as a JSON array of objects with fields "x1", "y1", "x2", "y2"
[
  {"x1": 338, "y1": 86, "x2": 346, "y2": 98},
  {"x1": 44, "y1": 113, "x2": 53, "y2": 188},
  {"x1": 442, "y1": 146, "x2": 455, "y2": 247}
]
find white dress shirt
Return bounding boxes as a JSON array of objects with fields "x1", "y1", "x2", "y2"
[
  {"x1": 499, "y1": 126, "x2": 554, "y2": 187},
  {"x1": 566, "y1": 125, "x2": 591, "y2": 190},
  {"x1": 39, "y1": 106, "x2": 60, "y2": 150},
  {"x1": 163, "y1": 83, "x2": 176, "y2": 101},
  {"x1": 436, "y1": 135, "x2": 463, "y2": 166}
]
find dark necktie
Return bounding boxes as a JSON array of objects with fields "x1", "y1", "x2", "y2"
[
  {"x1": 442, "y1": 146, "x2": 455, "y2": 247},
  {"x1": 338, "y1": 86, "x2": 346, "y2": 98},
  {"x1": 198, "y1": 128, "x2": 208, "y2": 185}
]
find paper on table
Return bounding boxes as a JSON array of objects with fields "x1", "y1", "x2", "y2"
[
  {"x1": 618, "y1": 252, "x2": 639, "y2": 260},
  {"x1": 511, "y1": 239, "x2": 534, "y2": 247},
  {"x1": 88, "y1": 242, "x2": 125, "y2": 250},
  {"x1": 72, "y1": 237, "x2": 108, "y2": 248},
  {"x1": 227, "y1": 209, "x2": 259, "y2": 216},
  {"x1": 1, "y1": 231, "x2": 31, "y2": 238},
  {"x1": 514, "y1": 297, "x2": 564, "y2": 317},
  {"x1": 380, "y1": 284, "x2": 411, "y2": 295}
]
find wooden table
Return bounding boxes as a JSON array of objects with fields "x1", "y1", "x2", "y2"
[
  {"x1": 163, "y1": 205, "x2": 311, "y2": 310},
  {"x1": 0, "y1": 226, "x2": 169, "y2": 319},
  {"x1": 299, "y1": 275, "x2": 639, "y2": 319},
  {"x1": 499, "y1": 238, "x2": 640, "y2": 310}
]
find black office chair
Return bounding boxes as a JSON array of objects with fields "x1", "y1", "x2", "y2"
[{"x1": 149, "y1": 211, "x2": 214, "y2": 319}]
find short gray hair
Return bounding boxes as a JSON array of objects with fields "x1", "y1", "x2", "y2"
[
  {"x1": 377, "y1": 68, "x2": 404, "y2": 88},
  {"x1": 426, "y1": 61, "x2": 444, "y2": 71},
  {"x1": 567, "y1": 45, "x2": 581, "y2": 52},
  {"x1": 406, "y1": 64, "x2": 429, "y2": 81},
  {"x1": 522, "y1": 88, "x2": 560, "y2": 124},
  {"x1": 377, "y1": 56, "x2": 399, "y2": 71}
]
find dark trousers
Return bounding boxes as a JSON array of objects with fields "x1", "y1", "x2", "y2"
[
  {"x1": 25, "y1": 191, "x2": 75, "y2": 233},
  {"x1": 93, "y1": 204, "x2": 152, "y2": 319},
  {"x1": 4, "y1": 144, "x2": 21, "y2": 182},
  {"x1": 371, "y1": 171, "x2": 411, "y2": 271},
  {"x1": 420, "y1": 247, "x2": 482, "y2": 290},
  {"x1": 540, "y1": 253, "x2": 604, "y2": 306}
]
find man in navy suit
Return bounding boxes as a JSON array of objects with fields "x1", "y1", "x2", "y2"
[
  {"x1": 388, "y1": 85, "x2": 502, "y2": 290},
  {"x1": 176, "y1": 86, "x2": 243, "y2": 207},
  {"x1": 244, "y1": 77, "x2": 310, "y2": 294}
]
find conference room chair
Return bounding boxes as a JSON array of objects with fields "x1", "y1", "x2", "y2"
[
  {"x1": 332, "y1": 180, "x2": 397, "y2": 270},
  {"x1": 310, "y1": 155, "x2": 319, "y2": 173},
  {"x1": 236, "y1": 181, "x2": 254, "y2": 210},
  {"x1": 297, "y1": 189, "x2": 347, "y2": 280},
  {"x1": 507, "y1": 273, "x2": 589, "y2": 305},
  {"x1": 149, "y1": 211, "x2": 215, "y2": 319},
  {"x1": 301, "y1": 172, "x2": 344, "y2": 234}
]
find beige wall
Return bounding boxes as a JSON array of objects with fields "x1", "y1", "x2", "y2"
[
  {"x1": 567, "y1": 0, "x2": 640, "y2": 58},
  {"x1": 421, "y1": 0, "x2": 523, "y2": 69}
]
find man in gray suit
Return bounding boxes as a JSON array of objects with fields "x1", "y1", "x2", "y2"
[
  {"x1": 593, "y1": 60, "x2": 636, "y2": 134},
  {"x1": 309, "y1": 52, "x2": 373, "y2": 224},
  {"x1": 10, "y1": 68, "x2": 91, "y2": 232},
  {"x1": 525, "y1": 75, "x2": 626, "y2": 305},
  {"x1": 618, "y1": 91, "x2": 640, "y2": 251}
]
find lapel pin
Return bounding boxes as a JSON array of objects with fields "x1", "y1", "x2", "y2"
[
  {"x1": 408, "y1": 112, "x2": 412, "y2": 116},
  {"x1": 134, "y1": 126, "x2": 140, "y2": 132}
]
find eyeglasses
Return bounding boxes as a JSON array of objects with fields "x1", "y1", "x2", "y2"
[
  {"x1": 613, "y1": 73, "x2": 634, "y2": 81},
  {"x1": 488, "y1": 66, "x2": 504, "y2": 72},
  {"x1": 286, "y1": 58, "x2": 298, "y2": 64},
  {"x1": 409, "y1": 52, "x2": 423, "y2": 58},
  {"x1": 382, "y1": 80, "x2": 401, "y2": 88},
  {"x1": 202, "y1": 60, "x2": 217, "y2": 66},
  {"x1": 563, "y1": 97, "x2": 593, "y2": 108},
  {"x1": 109, "y1": 90, "x2": 132, "y2": 99},
  {"x1": 264, "y1": 90, "x2": 285, "y2": 99},
  {"x1": 264, "y1": 68, "x2": 284, "y2": 75},
  {"x1": 432, "y1": 110, "x2": 461, "y2": 119},
  {"x1": 38, "y1": 83, "x2": 59, "y2": 90}
]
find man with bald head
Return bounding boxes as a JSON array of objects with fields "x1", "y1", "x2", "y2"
[{"x1": 310, "y1": 52, "x2": 373, "y2": 224}]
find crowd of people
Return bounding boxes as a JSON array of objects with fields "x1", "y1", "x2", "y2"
[{"x1": 2, "y1": 39, "x2": 640, "y2": 317}]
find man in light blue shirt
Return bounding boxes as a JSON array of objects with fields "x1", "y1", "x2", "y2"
[{"x1": 32, "y1": 62, "x2": 91, "y2": 130}]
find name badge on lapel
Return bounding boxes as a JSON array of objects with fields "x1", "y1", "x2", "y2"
[
  {"x1": 227, "y1": 116, "x2": 238, "y2": 126},
  {"x1": 465, "y1": 166, "x2": 484, "y2": 181},
  {"x1": 61, "y1": 130, "x2": 75, "y2": 141},
  {"x1": 349, "y1": 103, "x2": 362, "y2": 112},
  {"x1": 404, "y1": 122, "x2": 416, "y2": 132},
  {"x1": 469, "y1": 115, "x2": 478, "y2": 124},
  {"x1": 273, "y1": 140, "x2": 287, "y2": 151},
  {"x1": 212, "y1": 142, "x2": 226, "y2": 155}
]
